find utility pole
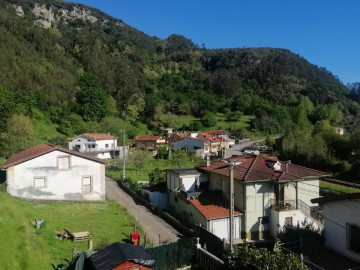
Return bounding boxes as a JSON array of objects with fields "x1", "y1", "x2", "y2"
[
  {"x1": 223, "y1": 159, "x2": 241, "y2": 251},
  {"x1": 120, "y1": 130, "x2": 126, "y2": 181}
]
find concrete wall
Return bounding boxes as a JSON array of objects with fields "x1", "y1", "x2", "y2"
[
  {"x1": 6, "y1": 150, "x2": 105, "y2": 200},
  {"x1": 168, "y1": 192, "x2": 207, "y2": 228},
  {"x1": 141, "y1": 189, "x2": 168, "y2": 209},
  {"x1": 270, "y1": 209, "x2": 309, "y2": 238},
  {"x1": 323, "y1": 199, "x2": 360, "y2": 263},
  {"x1": 286, "y1": 179, "x2": 319, "y2": 206}
]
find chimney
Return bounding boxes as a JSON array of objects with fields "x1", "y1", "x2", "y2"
[{"x1": 285, "y1": 160, "x2": 291, "y2": 172}]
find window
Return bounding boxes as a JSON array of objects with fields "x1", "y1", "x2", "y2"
[
  {"x1": 58, "y1": 156, "x2": 71, "y2": 170},
  {"x1": 34, "y1": 176, "x2": 46, "y2": 188},
  {"x1": 347, "y1": 223, "x2": 360, "y2": 253},
  {"x1": 82, "y1": 176, "x2": 92, "y2": 193},
  {"x1": 105, "y1": 144, "x2": 109, "y2": 148}
]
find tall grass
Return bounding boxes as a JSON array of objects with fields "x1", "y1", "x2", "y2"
[
  {"x1": 320, "y1": 180, "x2": 360, "y2": 196},
  {"x1": 0, "y1": 191, "x2": 140, "y2": 269}
]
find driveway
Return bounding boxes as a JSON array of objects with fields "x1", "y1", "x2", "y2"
[{"x1": 105, "y1": 177, "x2": 182, "y2": 246}]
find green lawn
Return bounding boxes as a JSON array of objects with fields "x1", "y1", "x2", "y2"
[
  {"x1": 0, "y1": 191, "x2": 141, "y2": 269},
  {"x1": 320, "y1": 180, "x2": 360, "y2": 196},
  {"x1": 159, "y1": 113, "x2": 254, "y2": 131}
]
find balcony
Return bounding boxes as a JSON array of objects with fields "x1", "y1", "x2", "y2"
[{"x1": 269, "y1": 198, "x2": 296, "y2": 211}]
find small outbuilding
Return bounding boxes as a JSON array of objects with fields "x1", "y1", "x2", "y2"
[{"x1": 88, "y1": 242, "x2": 155, "y2": 270}]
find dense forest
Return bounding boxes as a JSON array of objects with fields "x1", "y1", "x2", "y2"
[{"x1": 0, "y1": 0, "x2": 360, "y2": 180}]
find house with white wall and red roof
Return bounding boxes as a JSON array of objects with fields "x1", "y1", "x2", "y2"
[
  {"x1": 2, "y1": 143, "x2": 106, "y2": 201},
  {"x1": 68, "y1": 133, "x2": 125, "y2": 160},
  {"x1": 166, "y1": 154, "x2": 328, "y2": 243}
]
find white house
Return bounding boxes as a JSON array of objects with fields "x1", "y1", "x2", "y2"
[
  {"x1": 2, "y1": 143, "x2": 106, "y2": 201},
  {"x1": 68, "y1": 133, "x2": 126, "y2": 160},
  {"x1": 311, "y1": 193, "x2": 360, "y2": 263},
  {"x1": 170, "y1": 137, "x2": 210, "y2": 158},
  {"x1": 166, "y1": 168, "x2": 242, "y2": 240},
  {"x1": 167, "y1": 155, "x2": 327, "y2": 242}
]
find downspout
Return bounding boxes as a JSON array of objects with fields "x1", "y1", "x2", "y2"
[{"x1": 296, "y1": 181, "x2": 298, "y2": 209}]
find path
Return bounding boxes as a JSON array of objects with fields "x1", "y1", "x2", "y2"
[{"x1": 105, "y1": 177, "x2": 182, "y2": 246}]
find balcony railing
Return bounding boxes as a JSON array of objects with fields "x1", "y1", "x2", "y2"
[{"x1": 269, "y1": 198, "x2": 296, "y2": 211}]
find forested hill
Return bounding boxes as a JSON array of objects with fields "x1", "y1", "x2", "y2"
[{"x1": 1, "y1": 0, "x2": 360, "y2": 160}]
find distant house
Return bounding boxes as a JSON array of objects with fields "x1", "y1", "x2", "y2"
[
  {"x1": 68, "y1": 133, "x2": 126, "y2": 160},
  {"x1": 334, "y1": 127, "x2": 345, "y2": 136},
  {"x1": 88, "y1": 242, "x2": 155, "y2": 270},
  {"x1": 2, "y1": 143, "x2": 106, "y2": 201},
  {"x1": 312, "y1": 193, "x2": 360, "y2": 263},
  {"x1": 170, "y1": 136, "x2": 210, "y2": 158},
  {"x1": 168, "y1": 132, "x2": 188, "y2": 144},
  {"x1": 167, "y1": 155, "x2": 327, "y2": 242},
  {"x1": 134, "y1": 135, "x2": 166, "y2": 150}
]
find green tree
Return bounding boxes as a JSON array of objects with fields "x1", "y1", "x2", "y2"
[
  {"x1": 148, "y1": 168, "x2": 165, "y2": 186},
  {"x1": 201, "y1": 111, "x2": 217, "y2": 127},
  {"x1": 0, "y1": 114, "x2": 35, "y2": 157},
  {"x1": 75, "y1": 73, "x2": 108, "y2": 121}
]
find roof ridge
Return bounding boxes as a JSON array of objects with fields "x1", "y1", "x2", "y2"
[{"x1": 243, "y1": 155, "x2": 258, "y2": 180}]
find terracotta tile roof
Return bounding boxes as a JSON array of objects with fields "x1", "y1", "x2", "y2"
[
  {"x1": 203, "y1": 130, "x2": 227, "y2": 136},
  {"x1": 311, "y1": 193, "x2": 360, "y2": 204},
  {"x1": 135, "y1": 135, "x2": 163, "y2": 142},
  {"x1": 189, "y1": 191, "x2": 242, "y2": 220},
  {"x1": 168, "y1": 133, "x2": 187, "y2": 143},
  {"x1": 197, "y1": 155, "x2": 328, "y2": 182},
  {"x1": 81, "y1": 133, "x2": 117, "y2": 140},
  {"x1": 2, "y1": 143, "x2": 106, "y2": 169}
]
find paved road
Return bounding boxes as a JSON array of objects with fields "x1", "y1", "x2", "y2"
[{"x1": 105, "y1": 177, "x2": 182, "y2": 246}]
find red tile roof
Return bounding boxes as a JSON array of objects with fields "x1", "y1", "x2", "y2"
[
  {"x1": 2, "y1": 143, "x2": 106, "y2": 169},
  {"x1": 135, "y1": 135, "x2": 163, "y2": 142},
  {"x1": 81, "y1": 133, "x2": 117, "y2": 140},
  {"x1": 189, "y1": 192, "x2": 242, "y2": 220},
  {"x1": 197, "y1": 155, "x2": 328, "y2": 182},
  {"x1": 204, "y1": 130, "x2": 227, "y2": 136}
]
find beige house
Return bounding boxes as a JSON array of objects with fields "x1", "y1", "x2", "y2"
[
  {"x1": 2, "y1": 143, "x2": 106, "y2": 201},
  {"x1": 167, "y1": 155, "x2": 327, "y2": 242},
  {"x1": 134, "y1": 135, "x2": 166, "y2": 150}
]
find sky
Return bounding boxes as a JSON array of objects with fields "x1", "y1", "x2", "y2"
[{"x1": 67, "y1": 0, "x2": 360, "y2": 85}]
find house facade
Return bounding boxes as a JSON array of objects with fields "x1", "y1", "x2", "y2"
[
  {"x1": 312, "y1": 193, "x2": 360, "y2": 263},
  {"x1": 2, "y1": 143, "x2": 106, "y2": 201},
  {"x1": 166, "y1": 155, "x2": 327, "y2": 242},
  {"x1": 197, "y1": 156, "x2": 327, "y2": 240},
  {"x1": 68, "y1": 133, "x2": 125, "y2": 160},
  {"x1": 166, "y1": 168, "x2": 242, "y2": 240},
  {"x1": 134, "y1": 135, "x2": 166, "y2": 150},
  {"x1": 170, "y1": 136, "x2": 210, "y2": 157}
]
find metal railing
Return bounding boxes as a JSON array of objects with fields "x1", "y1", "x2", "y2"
[
  {"x1": 269, "y1": 199, "x2": 324, "y2": 224},
  {"x1": 196, "y1": 238, "x2": 224, "y2": 270}
]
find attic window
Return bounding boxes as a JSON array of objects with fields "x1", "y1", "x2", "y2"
[{"x1": 58, "y1": 156, "x2": 71, "y2": 170}]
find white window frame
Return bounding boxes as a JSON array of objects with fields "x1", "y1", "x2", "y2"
[
  {"x1": 33, "y1": 176, "x2": 47, "y2": 188},
  {"x1": 57, "y1": 155, "x2": 71, "y2": 170},
  {"x1": 82, "y1": 176, "x2": 93, "y2": 194}
]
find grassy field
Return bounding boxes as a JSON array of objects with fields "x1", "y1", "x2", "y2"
[
  {"x1": 320, "y1": 180, "x2": 360, "y2": 196},
  {"x1": 0, "y1": 190, "x2": 141, "y2": 269},
  {"x1": 159, "y1": 113, "x2": 254, "y2": 131}
]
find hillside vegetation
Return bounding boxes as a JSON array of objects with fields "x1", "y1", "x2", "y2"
[{"x1": 0, "y1": 0, "x2": 359, "y2": 180}]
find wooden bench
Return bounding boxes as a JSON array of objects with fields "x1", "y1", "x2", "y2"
[{"x1": 64, "y1": 229, "x2": 92, "y2": 242}]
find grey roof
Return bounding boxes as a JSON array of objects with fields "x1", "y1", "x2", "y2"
[{"x1": 167, "y1": 168, "x2": 201, "y2": 175}]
